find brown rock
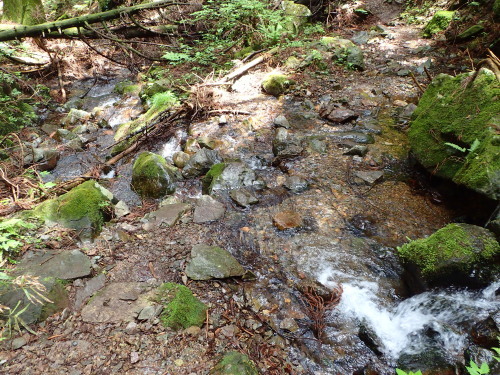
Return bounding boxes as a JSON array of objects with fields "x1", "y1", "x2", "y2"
[{"x1": 273, "y1": 210, "x2": 303, "y2": 230}]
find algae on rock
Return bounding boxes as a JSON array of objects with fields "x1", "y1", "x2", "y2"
[
  {"x1": 131, "y1": 152, "x2": 176, "y2": 199},
  {"x1": 408, "y1": 68, "x2": 500, "y2": 200},
  {"x1": 156, "y1": 282, "x2": 207, "y2": 330},
  {"x1": 262, "y1": 74, "x2": 294, "y2": 96},
  {"x1": 210, "y1": 351, "x2": 258, "y2": 375},
  {"x1": 422, "y1": 11, "x2": 455, "y2": 38}
]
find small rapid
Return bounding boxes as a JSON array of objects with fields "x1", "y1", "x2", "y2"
[{"x1": 320, "y1": 268, "x2": 499, "y2": 361}]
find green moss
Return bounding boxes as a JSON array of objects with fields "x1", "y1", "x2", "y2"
[
  {"x1": 262, "y1": 74, "x2": 294, "y2": 97},
  {"x1": 457, "y1": 24, "x2": 485, "y2": 41},
  {"x1": 30, "y1": 180, "x2": 112, "y2": 238},
  {"x1": 422, "y1": 11, "x2": 455, "y2": 38},
  {"x1": 494, "y1": 0, "x2": 500, "y2": 20},
  {"x1": 114, "y1": 80, "x2": 141, "y2": 96},
  {"x1": 398, "y1": 223, "x2": 499, "y2": 278},
  {"x1": 210, "y1": 351, "x2": 258, "y2": 375},
  {"x1": 156, "y1": 282, "x2": 207, "y2": 330},
  {"x1": 131, "y1": 152, "x2": 176, "y2": 198},
  {"x1": 202, "y1": 163, "x2": 227, "y2": 194},
  {"x1": 408, "y1": 69, "x2": 500, "y2": 199}
]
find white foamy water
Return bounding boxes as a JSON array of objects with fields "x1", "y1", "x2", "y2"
[
  {"x1": 319, "y1": 268, "x2": 500, "y2": 359},
  {"x1": 160, "y1": 130, "x2": 185, "y2": 163}
]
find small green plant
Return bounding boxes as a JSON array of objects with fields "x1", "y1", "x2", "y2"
[
  {"x1": 0, "y1": 218, "x2": 36, "y2": 261},
  {"x1": 444, "y1": 138, "x2": 480, "y2": 153},
  {"x1": 395, "y1": 369, "x2": 422, "y2": 375},
  {"x1": 466, "y1": 360, "x2": 490, "y2": 375}
]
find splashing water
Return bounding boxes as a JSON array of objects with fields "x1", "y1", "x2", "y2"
[{"x1": 319, "y1": 268, "x2": 500, "y2": 359}]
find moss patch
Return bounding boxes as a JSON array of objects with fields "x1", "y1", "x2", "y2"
[
  {"x1": 262, "y1": 74, "x2": 294, "y2": 97},
  {"x1": 408, "y1": 69, "x2": 500, "y2": 199},
  {"x1": 156, "y1": 283, "x2": 207, "y2": 330},
  {"x1": 398, "y1": 223, "x2": 499, "y2": 283},
  {"x1": 210, "y1": 351, "x2": 258, "y2": 375},
  {"x1": 131, "y1": 152, "x2": 176, "y2": 199},
  {"x1": 202, "y1": 163, "x2": 227, "y2": 194},
  {"x1": 422, "y1": 11, "x2": 455, "y2": 38}
]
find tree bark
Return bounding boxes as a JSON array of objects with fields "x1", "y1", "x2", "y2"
[{"x1": 0, "y1": 0, "x2": 185, "y2": 42}]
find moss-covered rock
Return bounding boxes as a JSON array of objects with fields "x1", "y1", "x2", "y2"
[
  {"x1": 408, "y1": 69, "x2": 500, "y2": 199},
  {"x1": 422, "y1": 11, "x2": 455, "y2": 38},
  {"x1": 131, "y1": 152, "x2": 176, "y2": 199},
  {"x1": 281, "y1": 0, "x2": 311, "y2": 33},
  {"x1": 398, "y1": 223, "x2": 499, "y2": 286},
  {"x1": 157, "y1": 283, "x2": 207, "y2": 330},
  {"x1": 29, "y1": 180, "x2": 113, "y2": 239},
  {"x1": 210, "y1": 351, "x2": 258, "y2": 375},
  {"x1": 262, "y1": 74, "x2": 293, "y2": 97},
  {"x1": 114, "y1": 80, "x2": 141, "y2": 96},
  {"x1": 456, "y1": 24, "x2": 485, "y2": 41},
  {"x1": 317, "y1": 36, "x2": 365, "y2": 70}
]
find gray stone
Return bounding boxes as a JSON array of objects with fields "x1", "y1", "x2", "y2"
[
  {"x1": 185, "y1": 244, "x2": 245, "y2": 280},
  {"x1": 272, "y1": 128, "x2": 303, "y2": 157},
  {"x1": 11, "y1": 336, "x2": 28, "y2": 350},
  {"x1": 204, "y1": 162, "x2": 264, "y2": 194},
  {"x1": 18, "y1": 249, "x2": 92, "y2": 280},
  {"x1": 144, "y1": 203, "x2": 191, "y2": 228},
  {"x1": 138, "y1": 304, "x2": 163, "y2": 321},
  {"x1": 193, "y1": 195, "x2": 226, "y2": 223},
  {"x1": 343, "y1": 145, "x2": 369, "y2": 157},
  {"x1": 81, "y1": 282, "x2": 155, "y2": 323},
  {"x1": 229, "y1": 188, "x2": 259, "y2": 207},
  {"x1": 354, "y1": 170, "x2": 384, "y2": 185},
  {"x1": 274, "y1": 115, "x2": 291, "y2": 129},
  {"x1": 173, "y1": 151, "x2": 190, "y2": 168},
  {"x1": 279, "y1": 318, "x2": 299, "y2": 332},
  {"x1": 284, "y1": 176, "x2": 308, "y2": 193},
  {"x1": 74, "y1": 274, "x2": 106, "y2": 310},
  {"x1": 307, "y1": 137, "x2": 327, "y2": 154},
  {"x1": 352, "y1": 31, "x2": 370, "y2": 45},
  {"x1": 131, "y1": 152, "x2": 176, "y2": 199},
  {"x1": 319, "y1": 37, "x2": 365, "y2": 70},
  {"x1": 182, "y1": 149, "x2": 222, "y2": 178},
  {"x1": 321, "y1": 108, "x2": 358, "y2": 123},
  {"x1": 114, "y1": 201, "x2": 130, "y2": 218},
  {"x1": 63, "y1": 108, "x2": 91, "y2": 126},
  {"x1": 335, "y1": 132, "x2": 375, "y2": 144}
]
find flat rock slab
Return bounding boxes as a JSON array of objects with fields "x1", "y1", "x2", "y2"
[
  {"x1": 193, "y1": 195, "x2": 226, "y2": 223},
  {"x1": 273, "y1": 210, "x2": 304, "y2": 230},
  {"x1": 229, "y1": 188, "x2": 259, "y2": 207},
  {"x1": 144, "y1": 203, "x2": 191, "y2": 228},
  {"x1": 322, "y1": 108, "x2": 358, "y2": 123},
  {"x1": 74, "y1": 274, "x2": 106, "y2": 310},
  {"x1": 185, "y1": 244, "x2": 245, "y2": 280},
  {"x1": 18, "y1": 249, "x2": 91, "y2": 280},
  {"x1": 81, "y1": 282, "x2": 156, "y2": 323},
  {"x1": 354, "y1": 170, "x2": 384, "y2": 185}
]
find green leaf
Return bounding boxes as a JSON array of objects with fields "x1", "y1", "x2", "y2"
[{"x1": 396, "y1": 370, "x2": 408, "y2": 375}]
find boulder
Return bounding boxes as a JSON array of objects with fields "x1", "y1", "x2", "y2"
[
  {"x1": 193, "y1": 195, "x2": 226, "y2": 223},
  {"x1": 398, "y1": 223, "x2": 499, "y2": 286},
  {"x1": 131, "y1": 152, "x2": 176, "y2": 199},
  {"x1": 318, "y1": 36, "x2": 365, "y2": 70},
  {"x1": 229, "y1": 188, "x2": 259, "y2": 207},
  {"x1": 185, "y1": 244, "x2": 245, "y2": 280},
  {"x1": 456, "y1": 24, "x2": 485, "y2": 41},
  {"x1": 262, "y1": 74, "x2": 294, "y2": 97},
  {"x1": 422, "y1": 11, "x2": 455, "y2": 38},
  {"x1": 272, "y1": 128, "x2": 303, "y2": 157},
  {"x1": 202, "y1": 162, "x2": 264, "y2": 194},
  {"x1": 210, "y1": 351, "x2": 258, "y2": 375},
  {"x1": 182, "y1": 148, "x2": 222, "y2": 178},
  {"x1": 157, "y1": 282, "x2": 207, "y2": 329},
  {"x1": 408, "y1": 69, "x2": 500, "y2": 200},
  {"x1": 281, "y1": 0, "x2": 311, "y2": 34},
  {"x1": 17, "y1": 249, "x2": 91, "y2": 280}
]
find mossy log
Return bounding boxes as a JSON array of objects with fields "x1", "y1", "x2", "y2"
[{"x1": 0, "y1": 0, "x2": 185, "y2": 41}]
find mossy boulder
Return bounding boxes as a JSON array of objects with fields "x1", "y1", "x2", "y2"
[
  {"x1": 262, "y1": 74, "x2": 294, "y2": 97},
  {"x1": 210, "y1": 351, "x2": 258, "y2": 375},
  {"x1": 408, "y1": 69, "x2": 500, "y2": 200},
  {"x1": 131, "y1": 152, "x2": 176, "y2": 199},
  {"x1": 29, "y1": 180, "x2": 113, "y2": 239},
  {"x1": 456, "y1": 24, "x2": 485, "y2": 41},
  {"x1": 398, "y1": 223, "x2": 499, "y2": 286},
  {"x1": 281, "y1": 0, "x2": 312, "y2": 33},
  {"x1": 422, "y1": 11, "x2": 455, "y2": 38},
  {"x1": 202, "y1": 162, "x2": 264, "y2": 194},
  {"x1": 114, "y1": 80, "x2": 141, "y2": 96},
  {"x1": 157, "y1": 283, "x2": 207, "y2": 330},
  {"x1": 317, "y1": 36, "x2": 365, "y2": 70}
]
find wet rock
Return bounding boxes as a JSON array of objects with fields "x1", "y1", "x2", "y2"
[
  {"x1": 185, "y1": 244, "x2": 245, "y2": 280},
  {"x1": 131, "y1": 152, "x2": 176, "y2": 199},
  {"x1": 422, "y1": 11, "x2": 455, "y2": 38},
  {"x1": 184, "y1": 138, "x2": 201, "y2": 154},
  {"x1": 210, "y1": 351, "x2": 258, "y2": 375},
  {"x1": 273, "y1": 210, "x2": 303, "y2": 230},
  {"x1": 307, "y1": 136, "x2": 327, "y2": 154},
  {"x1": 0, "y1": 276, "x2": 68, "y2": 325},
  {"x1": 63, "y1": 108, "x2": 91, "y2": 126},
  {"x1": 335, "y1": 132, "x2": 375, "y2": 144},
  {"x1": 143, "y1": 203, "x2": 191, "y2": 228},
  {"x1": 354, "y1": 170, "x2": 384, "y2": 185},
  {"x1": 464, "y1": 345, "x2": 499, "y2": 374},
  {"x1": 274, "y1": 114, "x2": 291, "y2": 129},
  {"x1": 397, "y1": 347, "x2": 456, "y2": 375},
  {"x1": 279, "y1": 318, "x2": 299, "y2": 332},
  {"x1": 74, "y1": 274, "x2": 106, "y2": 310},
  {"x1": 138, "y1": 304, "x2": 163, "y2": 321},
  {"x1": 344, "y1": 145, "x2": 368, "y2": 157},
  {"x1": 352, "y1": 30, "x2": 370, "y2": 45},
  {"x1": 398, "y1": 223, "x2": 499, "y2": 286},
  {"x1": 203, "y1": 162, "x2": 264, "y2": 194},
  {"x1": 81, "y1": 282, "x2": 155, "y2": 323},
  {"x1": 408, "y1": 69, "x2": 499, "y2": 200},
  {"x1": 358, "y1": 323, "x2": 383, "y2": 356},
  {"x1": 272, "y1": 128, "x2": 303, "y2": 157},
  {"x1": 318, "y1": 36, "x2": 365, "y2": 70},
  {"x1": 114, "y1": 200, "x2": 130, "y2": 218},
  {"x1": 320, "y1": 107, "x2": 358, "y2": 123},
  {"x1": 471, "y1": 316, "x2": 499, "y2": 348},
  {"x1": 193, "y1": 195, "x2": 225, "y2": 223},
  {"x1": 284, "y1": 175, "x2": 308, "y2": 193},
  {"x1": 18, "y1": 249, "x2": 91, "y2": 280},
  {"x1": 28, "y1": 180, "x2": 114, "y2": 239},
  {"x1": 24, "y1": 147, "x2": 60, "y2": 171},
  {"x1": 182, "y1": 148, "x2": 222, "y2": 178},
  {"x1": 229, "y1": 188, "x2": 259, "y2": 207},
  {"x1": 172, "y1": 151, "x2": 190, "y2": 168},
  {"x1": 262, "y1": 74, "x2": 293, "y2": 97},
  {"x1": 157, "y1": 283, "x2": 207, "y2": 329}
]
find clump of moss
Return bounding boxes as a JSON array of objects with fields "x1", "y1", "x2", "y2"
[
  {"x1": 422, "y1": 11, "x2": 455, "y2": 38},
  {"x1": 210, "y1": 351, "x2": 258, "y2": 375},
  {"x1": 262, "y1": 74, "x2": 294, "y2": 97},
  {"x1": 398, "y1": 223, "x2": 499, "y2": 283},
  {"x1": 408, "y1": 69, "x2": 500, "y2": 199},
  {"x1": 202, "y1": 163, "x2": 227, "y2": 194},
  {"x1": 156, "y1": 282, "x2": 207, "y2": 330},
  {"x1": 131, "y1": 152, "x2": 176, "y2": 199},
  {"x1": 114, "y1": 80, "x2": 141, "y2": 96}
]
